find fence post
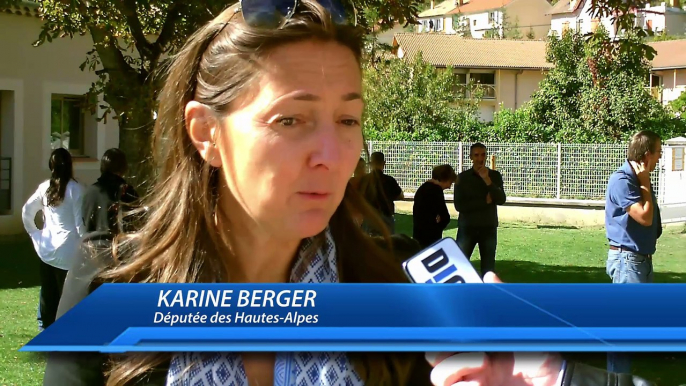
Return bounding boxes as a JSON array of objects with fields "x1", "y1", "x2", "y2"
[
  {"x1": 458, "y1": 142, "x2": 463, "y2": 172},
  {"x1": 556, "y1": 143, "x2": 562, "y2": 200}
]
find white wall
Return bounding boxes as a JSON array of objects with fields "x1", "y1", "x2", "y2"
[
  {"x1": 662, "y1": 142, "x2": 686, "y2": 205},
  {"x1": 468, "y1": 11, "x2": 503, "y2": 38},
  {"x1": 0, "y1": 12, "x2": 120, "y2": 234},
  {"x1": 550, "y1": 0, "x2": 615, "y2": 37}
]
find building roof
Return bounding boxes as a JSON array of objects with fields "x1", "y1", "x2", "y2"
[
  {"x1": 1, "y1": 1, "x2": 40, "y2": 18},
  {"x1": 393, "y1": 33, "x2": 553, "y2": 69},
  {"x1": 447, "y1": 0, "x2": 515, "y2": 15},
  {"x1": 418, "y1": 0, "x2": 459, "y2": 17},
  {"x1": 649, "y1": 40, "x2": 686, "y2": 69},
  {"x1": 548, "y1": 0, "x2": 583, "y2": 15}
]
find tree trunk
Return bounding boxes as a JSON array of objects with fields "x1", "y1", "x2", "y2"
[{"x1": 118, "y1": 106, "x2": 155, "y2": 195}]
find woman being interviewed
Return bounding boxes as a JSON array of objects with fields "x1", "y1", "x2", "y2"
[
  {"x1": 44, "y1": 1, "x2": 648, "y2": 385},
  {"x1": 46, "y1": 1, "x2": 427, "y2": 385}
]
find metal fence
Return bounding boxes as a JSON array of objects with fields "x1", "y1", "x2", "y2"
[
  {"x1": 0, "y1": 157, "x2": 11, "y2": 215},
  {"x1": 364, "y1": 141, "x2": 662, "y2": 202}
]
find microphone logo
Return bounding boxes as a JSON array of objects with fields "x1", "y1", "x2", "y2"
[{"x1": 421, "y1": 249, "x2": 466, "y2": 284}]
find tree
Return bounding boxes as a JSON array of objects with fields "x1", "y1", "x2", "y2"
[
  {"x1": 362, "y1": 53, "x2": 483, "y2": 141},
  {"x1": 452, "y1": 13, "x2": 471, "y2": 38},
  {"x1": 669, "y1": 91, "x2": 686, "y2": 116},
  {"x1": 526, "y1": 27, "x2": 685, "y2": 142},
  {"x1": 503, "y1": 12, "x2": 522, "y2": 39},
  {"x1": 29, "y1": 0, "x2": 423, "y2": 189},
  {"x1": 526, "y1": 26, "x2": 535, "y2": 40}
]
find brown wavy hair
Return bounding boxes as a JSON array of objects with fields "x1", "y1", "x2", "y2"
[{"x1": 99, "y1": 1, "x2": 421, "y2": 385}]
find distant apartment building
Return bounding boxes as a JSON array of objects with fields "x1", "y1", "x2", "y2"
[
  {"x1": 393, "y1": 33, "x2": 553, "y2": 122},
  {"x1": 417, "y1": 0, "x2": 553, "y2": 39},
  {"x1": 549, "y1": 0, "x2": 686, "y2": 37}
]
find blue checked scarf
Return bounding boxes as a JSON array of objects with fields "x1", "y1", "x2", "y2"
[{"x1": 166, "y1": 228, "x2": 364, "y2": 386}]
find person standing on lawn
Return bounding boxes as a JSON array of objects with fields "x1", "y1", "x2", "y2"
[
  {"x1": 413, "y1": 164, "x2": 456, "y2": 248},
  {"x1": 454, "y1": 143, "x2": 506, "y2": 277},
  {"x1": 604, "y1": 130, "x2": 663, "y2": 374},
  {"x1": 359, "y1": 151, "x2": 403, "y2": 235},
  {"x1": 22, "y1": 148, "x2": 85, "y2": 330}
]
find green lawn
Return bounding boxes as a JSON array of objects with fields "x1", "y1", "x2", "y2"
[{"x1": 1, "y1": 219, "x2": 685, "y2": 385}]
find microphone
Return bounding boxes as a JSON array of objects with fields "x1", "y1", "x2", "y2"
[{"x1": 403, "y1": 238, "x2": 483, "y2": 284}]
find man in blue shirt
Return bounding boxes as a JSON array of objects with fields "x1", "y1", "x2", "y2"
[{"x1": 604, "y1": 130, "x2": 663, "y2": 374}]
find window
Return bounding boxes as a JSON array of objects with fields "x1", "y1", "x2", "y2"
[
  {"x1": 453, "y1": 73, "x2": 468, "y2": 97},
  {"x1": 435, "y1": 18, "x2": 443, "y2": 31},
  {"x1": 488, "y1": 12, "x2": 496, "y2": 24},
  {"x1": 674, "y1": 148, "x2": 684, "y2": 171},
  {"x1": 591, "y1": 18, "x2": 600, "y2": 32},
  {"x1": 470, "y1": 73, "x2": 496, "y2": 85},
  {"x1": 473, "y1": 19, "x2": 477, "y2": 26},
  {"x1": 51, "y1": 94, "x2": 87, "y2": 156},
  {"x1": 576, "y1": 19, "x2": 583, "y2": 32},
  {"x1": 562, "y1": 21, "x2": 570, "y2": 32},
  {"x1": 646, "y1": 74, "x2": 661, "y2": 87}
]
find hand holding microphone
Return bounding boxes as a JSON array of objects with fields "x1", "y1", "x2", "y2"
[
  {"x1": 403, "y1": 242, "x2": 564, "y2": 386},
  {"x1": 426, "y1": 273, "x2": 563, "y2": 386}
]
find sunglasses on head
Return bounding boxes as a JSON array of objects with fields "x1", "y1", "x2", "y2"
[{"x1": 237, "y1": 0, "x2": 351, "y2": 29}]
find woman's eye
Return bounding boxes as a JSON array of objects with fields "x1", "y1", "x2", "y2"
[
  {"x1": 340, "y1": 119, "x2": 360, "y2": 127},
  {"x1": 276, "y1": 117, "x2": 299, "y2": 126}
]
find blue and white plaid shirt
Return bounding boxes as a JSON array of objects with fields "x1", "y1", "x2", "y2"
[{"x1": 166, "y1": 228, "x2": 364, "y2": 386}]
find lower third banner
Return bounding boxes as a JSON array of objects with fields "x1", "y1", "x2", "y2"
[{"x1": 21, "y1": 283, "x2": 686, "y2": 352}]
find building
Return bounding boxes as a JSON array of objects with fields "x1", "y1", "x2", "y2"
[
  {"x1": 417, "y1": 0, "x2": 553, "y2": 40},
  {"x1": 393, "y1": 33, "x2": 553, "y2": 121},
  {"x1": 549, "y1": 0, "x2": 686, "y2": 37},
  {"x1": 0, "y1": 2, "x2": 120, "y2": 235},
  {"x1": 649, "y1": 40, "x2": 686, "y2": 106}
]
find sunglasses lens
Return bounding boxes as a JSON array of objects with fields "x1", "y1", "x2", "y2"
[
  {"x1": 317, "y1": 0, "x2": 348, "y2": 24},
  {"x1": 240, "y1": 0, "x2": 296, "y2": 28},
  {"x1": 241, "y1": 0, "x2": 349, "y2": 28}
]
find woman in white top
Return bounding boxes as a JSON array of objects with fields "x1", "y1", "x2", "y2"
[{"x1": 22, "y1": 147, "x2": 85, "y2": 329}]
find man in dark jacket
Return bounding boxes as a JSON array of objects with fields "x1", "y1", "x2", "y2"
[
  {"x1": 454, "y1": 143, "x2": 507, "y2": 277},
  {"x1": 359, "y1": 152, "x2": 403, "y2": 235},
  {"x1": 413, "y1": 164, "x2": 456, "y2": 248},
  {"x1": 82, "y1": 148, "x2": 139, "y2": 234}
]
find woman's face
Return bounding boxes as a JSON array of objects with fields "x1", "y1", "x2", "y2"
[{"x1": 217, "y1": 40, "x2": 364, "y2": 240}]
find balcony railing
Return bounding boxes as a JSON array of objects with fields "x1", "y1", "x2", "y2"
[
  {"x1": 0, "y1": 157, "x2": 11, "y2": 215},
  {"x1": 454, "y1": 84, "x2": 497, "y2": 100}
]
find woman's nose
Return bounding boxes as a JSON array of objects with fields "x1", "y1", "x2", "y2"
[{"x1": 308, "y1": 122, "x2": 342, "y2": 170}]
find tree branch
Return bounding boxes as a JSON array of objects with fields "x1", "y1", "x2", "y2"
[
  {"x1": 113, "y1": 0, "x2": 154, "y2": 60},
  {"x1": 89, "y1": 24, "x2": 141, "y2": 112},
  {"x1": 153, "y1": 1, "x2": 184, "y2": 56}
]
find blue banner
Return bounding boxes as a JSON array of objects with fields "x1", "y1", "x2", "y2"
[{"x1": 21, "y1": 283, "x2": 686, "y2": 352}]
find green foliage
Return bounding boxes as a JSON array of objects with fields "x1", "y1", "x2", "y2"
[
  {"x1": 670, "y1": 91, "x2": 686, "y2": 115},
  {"x1": 526, "y1": 27, "x2": 686, "y2": 142},
  {"x1": 503, "y1": 13, "x2": 521, "y2": 40},
  {"x1": 363, "y1": 53, "x2": 484, "y2": 141},
  {"x1": 649, "y1": 32, "x2": 684, "y2": 42},
  {"x1": 452, "y1": 13, "x2": 471, "y2": 38},
  {"x1": 31, "y1": 0, "x2": 424, "y2": 184},
  {"x1": 587, "y1": 0, "x2": 657, "y2": 60}
]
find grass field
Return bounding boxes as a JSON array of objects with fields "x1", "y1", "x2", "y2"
[{"x1": 1, "y1": 217, "x2": 685, "y2": 385}]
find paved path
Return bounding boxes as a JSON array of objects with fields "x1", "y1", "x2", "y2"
[{"x1": 662, "y1": 204, "x2": 686, "y2": 224}]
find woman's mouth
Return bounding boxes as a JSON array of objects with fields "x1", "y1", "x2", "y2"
[{"x1": 298, "y1": 192, "x2": 330, "y2": 200}]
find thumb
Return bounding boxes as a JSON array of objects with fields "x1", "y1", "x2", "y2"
[{"x1": 483, "y1": 271, "x2": 503, "y2": 283}]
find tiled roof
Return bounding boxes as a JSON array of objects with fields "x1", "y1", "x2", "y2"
[
  {"x1": 447, "y1": 0, "x2": 515, "y2": 15},
  {"x1": 1, "y1": 1, "x2": 40, "y2": 18},
  {"x1": 393, "y1": 33, "x2": 553, "y2": 69},
  {"x1": 649, "y1": 40, "x2": 686, "y2": 69},
  {"x1": 549, "y1": 0, "x2": 577, "y2": 15}
]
